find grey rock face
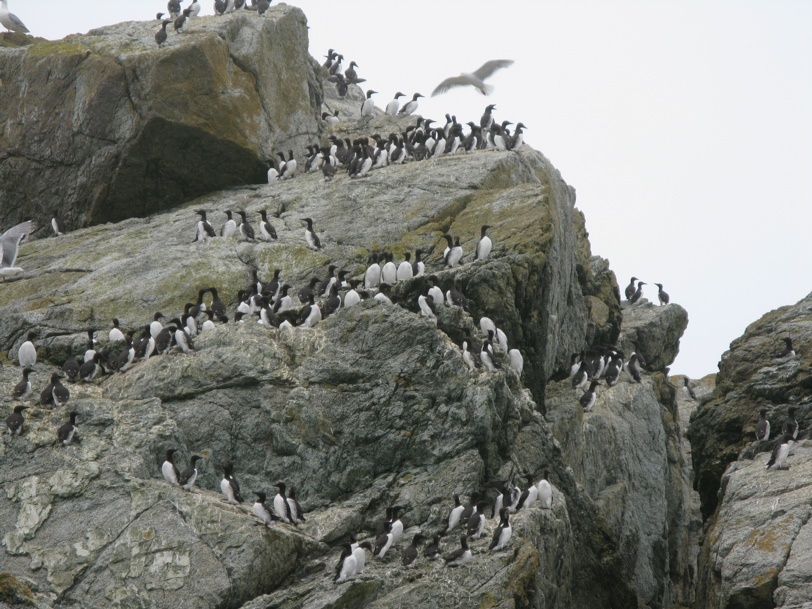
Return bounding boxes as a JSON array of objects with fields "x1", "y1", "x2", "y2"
[
  {"x1": 689, "y1": 292, "x2": 812, "y2": 519},
  {"x1": 695, "y1": 443, "x2": 812, "y2": 609},
  {"x1": 545, "y1": 299, "x2": 698, "y2": 608},
  {"x1": 618, "y1": 300, "x2": 689, "y2": 370},
  {"x1": 0, "y1": 6, "x2": 323, "y2": 230}
]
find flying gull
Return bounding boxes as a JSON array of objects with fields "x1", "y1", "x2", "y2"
[{"x1": 431, "y1": 60, "x2": 514, "y2": 97}]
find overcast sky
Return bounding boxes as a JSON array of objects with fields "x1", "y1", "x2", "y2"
[{"x1": 17, "y1": 1, "x2": 812, "y2": 378}]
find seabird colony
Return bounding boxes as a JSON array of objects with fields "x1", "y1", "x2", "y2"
[{"x1": 4, "y1": 6, "x2": 800, "y2": 594}]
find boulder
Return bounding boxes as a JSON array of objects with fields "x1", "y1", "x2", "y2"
[{"x1": 0, "y1": 6, "x2": 323, "y2": 231}]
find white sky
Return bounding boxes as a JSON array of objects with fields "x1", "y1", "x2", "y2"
[{"x1": 17, "y1": 1, "x2": 812, "y2": 378}]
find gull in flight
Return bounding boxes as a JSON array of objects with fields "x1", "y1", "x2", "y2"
[
  {"x1": 0, "y1": 221, "x2": 34, "y2": 278},
  {"x1": 431, "y1": 60, "x2": 514, "y2": 97}
]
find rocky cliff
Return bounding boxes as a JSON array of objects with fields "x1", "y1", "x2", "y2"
[
  {"x1": 0, "y1": 5, "x2": 322, "y2": 231},
  {"x1": 688, "y1": 293, "x2": 812, "y2": 609},
  {"x1": 0, "y1": 8, "x2": 708, "y2": 609}
]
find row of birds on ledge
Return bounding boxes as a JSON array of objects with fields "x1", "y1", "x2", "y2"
[
  {"x1": 154, "y1": 0, "x2": 273, "y2": 45},
  {"x1": 269, "y1": 110, "x2": 526, "y2": 183}
]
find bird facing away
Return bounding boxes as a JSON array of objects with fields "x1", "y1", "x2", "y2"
[{"x1": 431, "y1": 60, "x2": 514, "y2": 97}]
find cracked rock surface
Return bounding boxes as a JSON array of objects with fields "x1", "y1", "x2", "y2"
[{"x1": 0, "y1": 5, "x2": 323, "y2": 231}]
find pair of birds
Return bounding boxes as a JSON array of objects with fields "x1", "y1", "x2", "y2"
[
  {"x1": 13, "y1": 369, "x2": 72, "y2": 408},
  {"x1": 383, "y1": 92, "x2": 423, "y2": 116},
  {"x1": 624, "y1": 277, "x2": 669, "y2": 306},
  {"x1": 440, "y1": 226, "x2": 493, "y2": 269},
  {"x1": 161, "y1": 449, "x2": 203, "y2": 491},
  {"x1": 5, "y1": 406, "x2": 77, "y2": 445}
]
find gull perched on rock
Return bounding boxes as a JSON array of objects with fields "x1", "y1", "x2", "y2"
[
  {"x1": 0, "y1": 221, "x2": 34, "y2": 278},
  {"x1": 0, "y1": 0, "x2": 29, "y2": 34},
  {"x1": 431, "y1": 60, "x2": 514, "y2": 97}
]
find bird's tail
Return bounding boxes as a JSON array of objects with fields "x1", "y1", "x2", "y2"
[{"x1": 480, "y1": 84, "x2": 495, "y2": 96}]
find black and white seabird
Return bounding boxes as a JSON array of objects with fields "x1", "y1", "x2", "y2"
[
  {"x1": 51, "y1": 213, "x2": 66, "y2": 236},
  {"x1": 396, "y1": 252, "x2": 414, "y2": 282},
  {"x1": 462, "y1": 339, "x2": 481, "y2": 371},
  {"x1": 335, "y1": 544, "x2": 357, "y2": 583},
  {"x1": 767, "y1": 433, "x2": 793, "y2": 470},
  {"x1": 56, "y1": 412, "x2": 78, "y2": 446},
  {"x1": 178, "y1": 455, "x2": 202, "y2": 491},
  {"x1": 220, "y1": 464, "x2": 244, "y2": 504},
  {"x1": 352, "y1": 541, "x2": 372, "y2": 574},
  {"x1": 194, "y1": 210, "x2": 216, "y2": 242},
  {"x1": 51, "y1": 373, "x2": 70, "y2": 407},
  {"x1": 374, "y1": 522, "x2": 395, "y2": 559},
  {"x1": 258, "y1": 210, "x2": 277, "y2": 241},
  {"x1": 109, "y1": 318, "x2": 125, "y2": 343},
  {"x1": 443, "y1": 535, "x2": 472, "y2": 567},
  {"x1": 1, "y1": 0, "x2": 29, "y2": 33},
  {"x1": 466, "y1": 500, "x2": 488, "y2": 539},
  {"x1": 402, "y1": 534, "x2": 425, "y2": 568},
  {"x1": 443, "y1": 234, "x2": 463, "y2": 268},
  {"x1": 424, "y1": 535, "x2": 442, "y2": 560},
  {"x1": 344, "y1": 60, "x2": 363, "y2": 83},
  {"x1": 388, "y1": 506, "x2": 404, "y2": 545},
  {"x1": 756, "y1": 408, "x2": 771, "y2": 441},
  {"x1": 17, "y1": 332, "x2": 36, "y2": 367},
  {"x1": 418, "y1": 288, "x2": 439, "y2": 324},
  {"x1": 480, "y1": 340, "x2": 500, "y2": 372},
  {"x1": 385, "y1": 92, "x2": 405, "y2": 115},
  {"x1": 167, "y1": 0, "x2": 182, "y2": 18},
  {"x1": 237, "y1": 210, "x2": 255, "y2": 240},
  {"x1": 773, "y1": 337, "x2": 795, "y2": 361},
  {"x1": 447, "y1": 494, "x2": 464, "y2": 532},
  {"x1": 398, "y1": 93, "x2": 423, "y2": 116},
  {"x1": 654, "y1": 283, "x2": 669, "y2": 305},
  {"x1": 624, "y1": 277, "x2": 638, "y2": 301},
  {"x1": 256, "y1": 0, "x2": 270, "y2": 15},
  {"x1": 324, "y1": 285, "x2": 341, "y2": 317},
  {"x1": 79, "y1": 353, "x2": 102, "y2": 382},
  {"x1": 12, "y1": 367, "x2": 32, "y2": 401},
  {"x1": 162, "y1": 449, "x2": 180, "y2": 485},
  {"x1": 148, "y1": 312, "x2": 165, "y2": 340},
  {"x1": 432, "y1": 60, "x2": 514, "y2": 96},
  {"x1": 579, "y1": 380, "x2": 600, "y2": 412},
  {"x1": 0, "y1": 220, "x2": 34, "y2": 278},
  {"x1": 474, "y1": 225, "x2": 493, "y2": 261},
  {"x1": 380, "y1": 253, "x2": 397, "y2": 285},
  {"x1": 280, "y1": 150, "x2": 297, "y2": 179},
  {"x1": 189, "y1": 0, "x2": 200, "y2": 16},
  {"x1": 273, "y1": 482, "x2": 296, "y2": 524},
  {"x1": 207, "y1": 287, "x2": 227, "y2": 319},
  {"x1": 781, "y1": 406, "x2": 799, "y2": 440},
  {"x1": 364, "y1": 253, "x2": 381, "y2": 289},
  {"x1": 445, "y1": 277, "x2": 470, "y2": 312},
  {"x1": 537, "y1": 469, "x2": 553, "y2": 509},
  {"x1": 253, "y1": 492, "x2": 277, "y2": 527},
  {"x1": 155, "y1": 18, "x2": 171, "y2": 46},
  {"x1": 58, "y1": 346, "x2": 78, "y2": 380},
  {"x1": 630, "y1": 281, "x2": 646, "y2": 304},
  {"x1": 220, "y1": 210, "x2": 237, "y2": 237},
  {"x1": 489, "y1": 508, "x2": 512, "y2": 551},
  {"x1": 509, "y1": 349, "x2": 524, "y2": 374},
  {"x1": 287, "y1": 486, "x2": 306, "y2": 523},
  {"x1": 174, "y1": 7, "x2": 192, "y2": 32},
  {"x1": 302, "y1": 218, "x2": 321, "y2": 251},
  {"x1": 6, "y1": 405, "x2": 29, "y2": 435},
  {"x1": 299, "y1": 293, "x2": 322, "y2": 328}
]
